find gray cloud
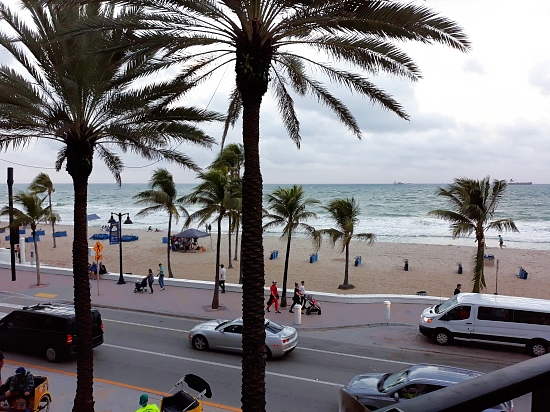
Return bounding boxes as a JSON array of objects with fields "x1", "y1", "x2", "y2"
[{"x1": 529, "y1": 60, "x2": 550, "y2": 96}]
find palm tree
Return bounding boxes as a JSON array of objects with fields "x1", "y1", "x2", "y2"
[
  {"x1": 0, "y1": 3, "x2": 219, "y2": 411},
  {"x1": 0, "y1": 192, "x2": 51, "y2": 286},
  {"x1": 263, "y1": 185, "x2": 318, "y2": 307},
  {"x1": 87, "y1": 2, "x2": 470, "y2": 409},
  {"x1": 134, "y1": 169, "x2": 188, "y2": 278},
  {"x1": 29, "y1": 173, "x2": 57, "y2": 248},
  {"x1": 210, "y1": 143, "x2": 245, "y2": 268},
  {"x1": 318, "y1": 197, "x2": 375, "y2": 290},
  {"x1": 429, "y1": 177, "x2": 519, "y2": 293},
  {"x1": 183, "y1": 168, "x2": 240, "y2": 309}
]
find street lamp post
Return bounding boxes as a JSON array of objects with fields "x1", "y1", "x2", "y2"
[{"x1": 108, "y1": 212, "x2": 132, "y2": 285}]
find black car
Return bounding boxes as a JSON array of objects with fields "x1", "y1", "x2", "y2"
[{"x1": 0, "y1": 303, "x2": 104, "y2": 362}]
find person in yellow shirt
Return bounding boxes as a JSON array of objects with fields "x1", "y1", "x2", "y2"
[{"x1": 136, "y1": 393, "x2": 159, "y2": 412}]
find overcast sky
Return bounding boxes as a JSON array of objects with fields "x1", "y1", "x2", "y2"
[{"x1": 1, "y1": 0, "x2": 549, "y2": 185}]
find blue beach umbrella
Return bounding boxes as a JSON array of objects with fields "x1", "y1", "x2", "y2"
[{"x1": 87, "y1": 214, "x2": 101, "y2": 221}]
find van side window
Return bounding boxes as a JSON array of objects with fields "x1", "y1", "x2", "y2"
[
  {"x1": 477, "y1": 306, "x2": 512, "y2": 322},
  {"x1": 447, "y1": 306, "x2": 471, "y2": 321},
  {"x1": 514, "y1": 310, "x2": 550, "y2": 325}
]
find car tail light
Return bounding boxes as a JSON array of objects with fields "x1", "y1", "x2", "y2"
[
  {"x1": 282, "y1": 338, "x2": 289, "y2": 344},
  {"x1": 100, "y1": 322, "x2": 104, "y2": 331},
  {"x1": 66, "y1": 334, "x2": 73, "y2": 344}
]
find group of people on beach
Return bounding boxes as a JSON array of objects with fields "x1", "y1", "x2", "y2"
[
  {"x1": 170, "y1": 236, "x2": 204, "y2": 252},
  {"x1": 265, "y1": 280, "x2": 306, "y2": 313}
]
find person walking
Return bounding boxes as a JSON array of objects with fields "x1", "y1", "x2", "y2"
[
  {"x1": 207, "y1": 224, "x2": 212, "y2": 233},
  {"x1": 289, "y1": 283, "x2": 301, "y2": 313},
  {"x1": 157, "y1": 263, "x2": 165, "y2": 290},
  {"x1": 299, "y1": 280, "x2": 306, "y2": 307},
  {"x1": 147, "y1": 269, "x2": 155, "y2": 294},
  {"x1": 454, "y1": 284, "x2": 461, "y2": 295},
  {"x1": 499, "y1": 235, "x2": 506, "y2": 248},
  {"x1": 15, "y1": 244, "x2": 21, "y2": 263},
  {"x1": 266, "y1": 280, "x2": 281, "y2": 313},
  {"x1": 219, "y1": 264, "x2": 226, "y2": 293},
  {"x1": 136, "y1": 393, "x2": 159, "y2": 412}
]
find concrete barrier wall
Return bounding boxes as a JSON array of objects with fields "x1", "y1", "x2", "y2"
[{"x1": 0, "y1": 260, "x2": 446, "y2": 305}]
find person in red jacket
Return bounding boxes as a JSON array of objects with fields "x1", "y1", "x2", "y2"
[{"x1": 266, "y1": 280, "x2": 281, "y2": 313}]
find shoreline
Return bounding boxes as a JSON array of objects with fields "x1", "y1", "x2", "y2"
[{"x1": 2, "y1": 222, "x2": 550, "y2": 300}]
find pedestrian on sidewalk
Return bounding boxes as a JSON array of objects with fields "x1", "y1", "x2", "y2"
[
  {"x1": 454, "y1": 284, "x2": 461, "y2": 295},
  {"x1": 157, "y1": 263, "x2": 165, "y2": 290},
  {"x1": 147, "y1": 269, "x2": 155, "y2": 294},
  {"x1": 289, "y1": 282, "x2": 301, "y2": 313},
  {"x1": 299, "y1": 280, "x2": 306, "y2": 307},
  {"x1": 15, "y1": 245, "x2": 20, "y2": 263},
  {"x1": 266, "y1": 280, "x2": 280, "y2": 313},
  {"x1": 136, "y1": 393, "x2": 159, "y2": 412},
  {"x1": 219, "y1": 264, "x2": 226, "y2": 293}
]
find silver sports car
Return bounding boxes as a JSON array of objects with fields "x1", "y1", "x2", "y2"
[{"x1": 189, "y1": 317, "x2": 298, "y2": 358}]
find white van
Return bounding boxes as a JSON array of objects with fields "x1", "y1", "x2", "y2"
[{"x1": 419, "y1": 293, "x2": 550, "y2": 356}]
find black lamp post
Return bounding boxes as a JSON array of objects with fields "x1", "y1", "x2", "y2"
[{"x1": 108, "y1": 212, "x2": 132, "y2": 284}]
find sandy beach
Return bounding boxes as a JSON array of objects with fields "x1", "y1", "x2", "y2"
[{"x1": 3, "y1": 223, "x2": 550, "y2": 300}]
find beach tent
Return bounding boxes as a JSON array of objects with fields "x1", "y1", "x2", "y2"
[
  {"x1": 173, "y1": 228, "x2": 210, "y2": 239},
  {"x1": 87, "y1": 214, "x2": 101, "y2": 221}
]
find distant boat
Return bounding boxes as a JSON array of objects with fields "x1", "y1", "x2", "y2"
[
  {"x1": 508, "y1": 179, "x2": 532, "y2": 185},
  {"x1": 393, "y1": 181, "x2": 404, "y2": 185}
]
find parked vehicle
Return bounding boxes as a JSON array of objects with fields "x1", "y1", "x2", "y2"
[
  {"x1": 419, "y1": 293, "x2": 550, "y2": 356},
  {"x1": 189, "y1": 317, "x2": 297, "y2": 359},
  {"x1": 0, "y1": 303, "x2": 104, "y2": 362},
  {"x1": 339, "y1": 363, "x2": 513, "y2": 411}
]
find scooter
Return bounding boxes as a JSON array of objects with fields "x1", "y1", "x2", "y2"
[{"x1": 160, "y1": 374, "x2": 212, "y2": 412}]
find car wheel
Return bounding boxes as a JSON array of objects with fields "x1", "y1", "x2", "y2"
[
  {"x1": 37, "y1": 395, "x2": 51, "y2": 411},
  {"x1": 192, "y1": 335, "x2": 209, "y2": 351},
  {"x1": 434, "y1": 329, "x2": 452, "y2": 346},
  {"x1": 265, "y1": 346, "x2": 272, "y2": 360},
  {"x1": 45, "y1": 346, "x2": 61, "y2": 363},
  {"x1": 527, "y1": 340, "x2": 547, "y2": 357}
]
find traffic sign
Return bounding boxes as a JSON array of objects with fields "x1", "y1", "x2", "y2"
[
  {"x1": 95, "y1": 254, "x2": 103, "y2": 261},
  {"x1": 94, "y1": 241, "x2": 103, "y2": 254}
]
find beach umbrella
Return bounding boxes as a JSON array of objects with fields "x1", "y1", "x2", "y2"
[
  {"x1": 173, "y1": 228, "x2": 210, "y2": 239},
  {"x1": 87, "y1": 214, "x2": 101, "y2": 221}
]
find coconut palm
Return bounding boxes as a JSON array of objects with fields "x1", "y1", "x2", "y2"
[
  {"x1": 318, "y1": 197, "x2": 375, "y2": 289},
  {"x1": 29, "y1": 173, "x2": 57, "y2": 248},
  {"x1": 76, "y1": 2, "x2": 470, "y2": 409},
  {"x1": 210, "y1": 143, "x2": 245, "y2": 267},
  {"x1": 263, "y1": 185, "x2": 318, "y2": 307},
  {"x1": 429, "y1": 177, "x2": 519, "y2": 293},
  {"x1": 0, "y1": 192, "x2": 51, "y2": 286},
  {"x1": 0, "y1": 3, "x2": 219, "y2": 411},
  {"x1": 134, "y1": 169, "x2": 188, "y2": 278},
  {"x1": 182, "y1": 168, "x2": 241, "y2": 309}
]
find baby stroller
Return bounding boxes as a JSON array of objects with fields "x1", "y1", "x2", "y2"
[
  {"x1": 304, "y1": 294, "x2": 321, "y2": 315},
  {"x1": 134, "y1": 277, "x2": 148, "y2": 293}
]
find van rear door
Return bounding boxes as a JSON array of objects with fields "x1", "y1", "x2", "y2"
[{"x1": 442, "y1": 305, "x2": 474, "y2": 341}]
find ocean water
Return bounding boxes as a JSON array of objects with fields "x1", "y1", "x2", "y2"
[{"x1": 1, "y1": 183, "x2": 549, "y2": 250}]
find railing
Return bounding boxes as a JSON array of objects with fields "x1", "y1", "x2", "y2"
[{"x1": 372, "y1": 354, "x2": 550, "y2": 412}]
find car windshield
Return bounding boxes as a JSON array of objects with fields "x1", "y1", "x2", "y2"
[
  {"x1": 265, "y1": 320, "x2": 284, "y2": 334},
  {"x1": 435, "y1": 295, "x2": 458, "y2": 314},
  {"x1": 380, "y1": 369, "x2": 409, "y2": 393},
  {"x1": 215, "y1": 320, "x2": 232, "y2": 330}
]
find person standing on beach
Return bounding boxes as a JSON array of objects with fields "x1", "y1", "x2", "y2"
[
  {"x1": 499, "y1": 235, "x2": 506, "y2": 248},
  {"x1": 454, "y1": 284, "x2": 461, "y2": 295},
  {"x1": 219, "y1": 264, "x2": 226, "y2": 293},
  {"x1": 157, "y1": 263, "x2": 165, "y2": 290},
  {"x1": 207, "y1": 224, "x2": 212, "y2": 233},
  {"x1": 266, "y1": 280, "x2": 281, "y2": 313},
  {"x1": 147, "y1": 269, "x2": 155, "y2": 294},
  {"x1": 15, "y1": 245, "x2": 20, "y2": 263}
]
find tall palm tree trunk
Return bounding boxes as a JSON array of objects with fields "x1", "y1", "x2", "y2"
[
  {"x1": 234, "y1": 220, "x2": 240, "y2": 261},
  {"x1": 473, "y1": 234, "x2": 485, "y2": 292},
  {"x1": 167, "y1": 212, "x2": 173, "y2": 278},
  {"x1": 342, "y1": 243, "x2": 350, "y2": 286},
  {"x1": 49, "y1": 193, "x2": 56, "y2": 248},
  {"x1": 280, "y1": 234, "x2": 292, "y2": 308},
  {"x1": 240, "y1": 95, "x2": 266, "y2": 412},
  {"x1": 212, "y1": 210, "x2": 223, "y2": 309},
  {"x1": 67, "y1": 142, "x2": 95, "y2": 412},
  {"x1": 32, "y1": 228, "x2": 41, "y2": 286},
  {"x1": 228, "y1": 214, "x2": 233, "y2": 268}
]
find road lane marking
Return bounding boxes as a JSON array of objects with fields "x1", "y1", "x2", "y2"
[
  {"x1": 297, "y1": 347, "x2": 413, "y2": 366},
  {"x1": 102, "y1": 319, "x2": 413, "y2": 365},
  {"x1": 104, "y1": 344, "x2": 343, "y2": 387},
  {"x1": 5, "y1": 360, "x2": 240, "y2": 411}
]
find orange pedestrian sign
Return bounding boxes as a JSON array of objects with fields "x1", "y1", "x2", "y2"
[
  {"x1": 95, "y1": 254, "x2": 103, "y2": 261},
  {"x1": 94, "y1": 241, "x2": 103, "y2": 255}
]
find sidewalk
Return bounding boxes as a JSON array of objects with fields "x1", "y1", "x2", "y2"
[{"x1": 0, "y1": 266, "x2": 431, "y2": 328}]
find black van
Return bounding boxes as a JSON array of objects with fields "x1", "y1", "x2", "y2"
[{"x1": 0, "y1": 303, "x2": 104, "y2": 362}]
